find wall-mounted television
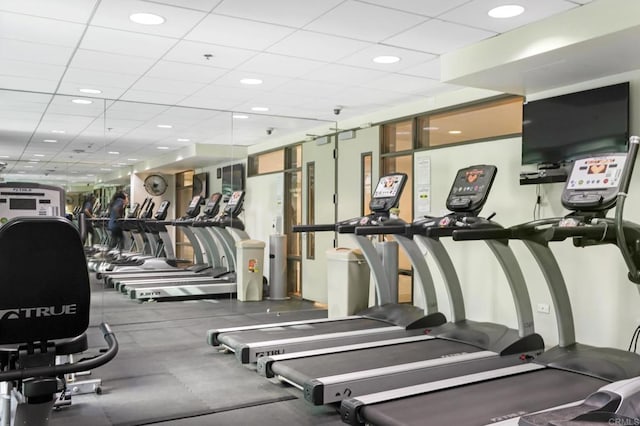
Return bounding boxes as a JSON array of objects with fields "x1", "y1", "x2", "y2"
[
  {"x1": 221, "y1": 163, "x2": 244, "y2": 198},
  {"x1": 522, "y1": 82, "x2": 629, "y2": 166}
]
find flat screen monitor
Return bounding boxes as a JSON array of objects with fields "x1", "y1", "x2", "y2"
[
  {"x1": 221, "y1": 164, "x2": 244, "y2": 197},
  {"x1": 522, "y1": 82, "x2": 629, "y2": 166},
  {"x1": 373, "y1": 174, "x2": 404, "y2": 199}
]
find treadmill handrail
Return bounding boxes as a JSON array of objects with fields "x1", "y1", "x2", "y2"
[
  {"x1": 292, "y1": 224, "x2": 336, "y2": 232},
  {"x1": 354, "y1": 224, "x2": 411, "y2": 236}
]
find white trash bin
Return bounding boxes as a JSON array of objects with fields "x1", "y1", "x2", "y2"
[
  {"x1": 237, "y1": 240, "x2": 266, "y2": 301},
  {"x1": 326, "y1": 248, "x2": 370, "y2": 318}
]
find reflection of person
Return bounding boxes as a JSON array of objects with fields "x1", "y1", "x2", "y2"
[
  {"x1": 588, "y1": 163, "x2": 607, "y2": 174},
  {"x1": 83, "y1": 193, "x2": 98, "y2": 246},
  {"x1": 108, "y1": 191, "x2": 128, "y2": 254}
]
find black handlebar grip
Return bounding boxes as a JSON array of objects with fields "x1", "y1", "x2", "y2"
[
  {"x1": 547, "y1": 226, "x2": 611, "y2": 241},
  {"x1": 354, "y1": 224, "x2": 410, "y2": 236},
  {"x1": 292, "y1": 224, "x2": 336, "y2": 232},
  {"x1": 452, "y1": 228, "x2": 511, "y2": 241}
]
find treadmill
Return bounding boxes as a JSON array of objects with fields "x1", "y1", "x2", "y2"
[
  {"x1": 206, "y1": 173, "x2": 448, "y2": 364},
  {"x1": 341, "y1": 143, "x2": 640, "y2": 426},
  {"x1": 118, "y1": 191, "x2": 247, "y2": 301},
  {"x1": 255, "y1": 165, "x2": 544, "y2": 405}
]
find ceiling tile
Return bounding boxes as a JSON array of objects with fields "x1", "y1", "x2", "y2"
[
  {"x1": 185, "y1": 13, "x2": 295, "y2": 50},
  {"x1": 356, "y1": 0, "x2": 470, "y2": 17},
  {"x1": 0, "y1": 59, "x2": 66, "y2": 83},
  {"x1": 92, "y1": 0, "x2": 207, "y2": 38},
  {"x1": 163, "y1": 40, "x2": 257, "y2": 68},
  {"x1": 0, "y1": 0, "x2": 97, "y2": 23},
  {"x1": 147, "y1": 60, "x2": 228, "y2": 83},
  {"x1": 106, "y1": 101, "x2": 169, "y2": 120},
  {"x1": 129, "y1": 76, "x2": 206, "y2": 95},
  {"x1": 178, "y1": 94, "x2": 245, "y2": 111},
  {"x1": 337, "y1": 45, "x2": 436, "y2": 72},
  {"x1": 398, "y1": 58, "x2": 441, "y2": 80},
  {"x1": 236, "y1": 53, "x2": 326, "y2": 78},
  {"x1": 0, "y1": 75, "x2": 59, "y2": 92},
  {"x1": 211, "y1": 70, "x2": 291, "y2": 91},
  {"x1": 302, "y1": 64, "x2": 388, "y2": 85},
  {"x1": 0, "y1": 11, "x2": 86, "y2": 47},
  {"x1": 439, "y1": 0, "x2": 578, "y2": 33},
  {"x1": 142, "y1": 0, "x2": 221, "y2": 12},
  {"x1": 359, "y1": 73, "x2": 441, "y2": 94},
  {"x1": 385, "y1": 18, "x2": 496, "y2": 54},
  {"x1": 80, "y1": 26, "x2": 177, "y2": 58},
  {"x1": 0, "y1": 38, "x2": 75, "y2": 66},
  {"x1": 62, "y1": 67, "x2": 140, "y2": 89},
  {"x1": 120, "y1": 89, "x2": 189, "y2": 105},
  {"x1": 304, "y1": 1, "x2": 427, "y2": 42},
  {"x1": 267, "y1": 30, "x2": 371, "y2": 62},
  {"x1": 213, "y1": 0, "x2": 343, "y2": 27},
  {"x1": 69, "y1": 49, "x2": 157, "y2": 75},
  {"x1": 56, "y1": 82, "x2": 127, "y2": 100},
  {"x1": 271, "y1": 79, "x2": 347, "y2": 98}
]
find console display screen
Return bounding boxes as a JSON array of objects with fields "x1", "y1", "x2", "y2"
[
  {"x1": 228, "y1": 191, "x2": 242, "y2": 206},
  {"x1": 9, "y1": 198, "x2": 36, "y2": 210},
  {"x1": 567, "y1": 154, "x2": 626, "y2": 190},
  {"x1": 451, "y1": 168, "x2": 490, "y2": 196},
  {"x1": 188, "y1": 196, "x2": 201, "y2": 208},
  {"x1": 373, "y1": 174, "x2": 404, "y2": 199}
]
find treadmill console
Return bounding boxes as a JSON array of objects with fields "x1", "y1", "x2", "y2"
[
  {"x1": 140, "y1": 199, "x2": 155, "y2": 219},
  {"x1": 562, "y1": 153, "x2": 627, "y2": 212},
  {"x1": 154, "y1": 201, "x2": 170, "y2": 221},
  {"x1": 446, "y1": 165, "x2": 497, "y2": 214},
  {"x1": 0, "y1": 182, "x2": 65, "y2": 227},
  {"x1": 202, "y1": 193, "x2": 222, "y2": 218},
  {"x1": 370, "y1": 173, "x2": 407, "y2": 213},
  {"x1": 126, "y1": 202, "x2": 140, "y2": 219},
  {"x1": 185, "y1": 195, "x2": 204, "y2": 218},
  {"x1": 224, "y1": 191, "x2": 245, "y2": 218}
]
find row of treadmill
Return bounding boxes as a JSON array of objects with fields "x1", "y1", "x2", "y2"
[
  {"x1": 88, "y1": 190, "x2": 249, "y2": 302},
  {"x1": 206, "y1": 140, "x2": 640, "y2": 425}
]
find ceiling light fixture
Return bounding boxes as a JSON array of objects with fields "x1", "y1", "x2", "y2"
[
  {"x1": 43, "y1": 139, "x2": 57, "y2": 143},
  {"x1": 157, "y1": 146, "x2": 169, "y2": 150},
  {"x1": 157, "y1": 124, "x2": 173, "y2": 129},
  {"x1": 251, "y1": 106, "x2": 269, "y2": 112},
  {"x1": 108, "y1": 151, "x2": 120, "y2": 155},
  {"x1": 240, "y1": 78, "x2": 263, "y2": 85},
  {"x1": 100, "y1": 168, "x2": 112, "y2": 171},
  {"x1": 33, "y1": 154, "x2": 44, "y2": 157},
  {"x1": 71, "y1": 99, "x2": 93, "y2": 105},
  {"x1": 127, "y1": 158, "x2": 138, "y2": 161},
  {"x1": 373, "y1": 55, "x2": 401, "y2": 64},
  {"x1": 0, "y1": 155, "x2": 9, "y2": 159},
  {"x1": 233, "y1": 114, "x2": 249, "y2": 119},
  {"x1": 129, "y1": 12, "x2": 165, "y2": 25},
  {"x1": 177, "y1": 138, "x2": 190, "y2": 142},
  {"x1": 448, "y1": 130, "x2": 462, "y2": 134},
  {"x1": 51, "y1": 130, "x2": 65, "y2": 134},
  {"x1": 79, "y1": 88, "x2": 102, "y2": 94},
  {"x1": 488, "y1": 4, "x2": 525, "y2": 18}
]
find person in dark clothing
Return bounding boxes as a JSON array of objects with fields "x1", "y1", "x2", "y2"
[
  {"x1": 108, "y1": 191, "x2": 128, "y2": 253},
  {"x1": 83, "y1": 193, "x2": 98, "y2": 246}
]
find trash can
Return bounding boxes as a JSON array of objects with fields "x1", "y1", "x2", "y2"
[
  {"x1": 326, "y1": 248, "x2": 370, "y2": 318},
  {"x1": 237, "y1": 240, "x2": 266, "y2": 301},
  {"x1": 269, "y1": 234, "x2": 288, "y2": 300}
]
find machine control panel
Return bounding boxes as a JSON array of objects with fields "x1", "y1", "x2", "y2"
[
  {"x1": 562, "y1": 153, "x2": 626, "y2": 211},
  {"x1": 369, "y1": 173, "x2": 407, "y2": 213},
  {"x1": 154, "y1": 200, "x2": 170, "y2": 220},
  {"x1": 202, "y1": 193, "x2": 222, "y2": 217},
  {"x1": 0, "y1": 183, "x2": 64, "y2": 226},
  {"x1": 224, "y1": 191, "x2": 245, "y2": 217},
  {"x1": 445, "y1": 165, "x2": 497, "y2": 214},
  {"x1": 184, "y1": 195, "x2": 204, "y2": 218}
]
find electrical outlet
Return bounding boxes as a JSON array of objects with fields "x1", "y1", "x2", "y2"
[{"x1": 537, "y1": 303, "x2": 550, "y2": 314}]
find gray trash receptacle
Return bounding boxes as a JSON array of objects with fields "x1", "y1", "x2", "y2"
[
  {"x1": 237, "y1": 239, "x2": 265, "y2": 301},
  {"x1": 326, "y1": 248, "x2": 370, "y2": 318}
]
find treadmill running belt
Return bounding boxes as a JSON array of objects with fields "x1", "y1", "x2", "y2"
[{"x1": 359, "y1": 369, "x2": 605, "y2": 426}]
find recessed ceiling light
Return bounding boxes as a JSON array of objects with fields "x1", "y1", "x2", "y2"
[
  {"x1": 33, "y1": 154, "x2": 44, "y2": 157},
  {"x1": 157, "y1": 146, "x2": 170, "y2": 150},
  {"x1": 373, "y1": 55, "x2": 401, "y2": 64},
  {"x1": 127, "y1": 158, "x2": 138, "y2": 161},
  {"x1": 423, "y1": 126, "x2": 440, "y2": 131},
  {"x1": 71, "y1": 99, "x2": 93, "y2": 105},
  {"x1": 251, "y1": 106, "x2": 269, "y2": 112},
  {"x1": 43, "y1": 139, "x2": 58, "y2": 143},
  {"x1": 108, "y1": 151, "x2": 120, "y2": 155},
  {"x1": 24, "y1": 165, "x2": 33, "y2": 168},
  {"x1": 488, "y1": 5, "x2": 525, "y2": 18},
  {"x1": 0, "y1": 155, "x2": 9, "y2": 159},
  {"x1": 86, "y1": 174, "x2": 95, "y2": 177},
  {"x1": 100, "y1": 168, "x2": 112, "y2": 171},
  {"x1": 448, "y1": 130, "x2": 462, "y2": 134},
  {"x1": 240, "y1": 78, "x2": 263, "y2": 85},
  {"x1": 177, "y1": 138, "x2": 190, "y2": 142},
  {"x1": 79, "y1": 88, "x2": 102, "y2": 94},
  {"x1": 129, "y1": 12, "x2": 165, "y2": 25},
  {"x1": 157, "y1": 124, "x2": 173, "y2": 129},
  {"x1": 51, "y1": 130, "x2": 65, "y2": 134},
  {"x1": 233, "y1": 114, "x2": 249, "y2": 119}
]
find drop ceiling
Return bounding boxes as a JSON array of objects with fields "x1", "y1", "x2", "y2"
[{"x1": 1, "y1": 0, "x2": 624, "y2": 186}]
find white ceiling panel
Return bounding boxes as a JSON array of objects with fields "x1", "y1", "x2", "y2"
[
  {"x1": 80, "y1": 26, "x2": 177, "y2": 58},
  {"x1": 267, "y1": 30, "x2": 371, "y2": 62},
  {"x1": 178, "y1": 95, "x2": 246, "y2": 111},
  {"x1": 92, "y1": 0, "x2": 207, "y2": 38},
  {"x1": 119, "y1": 89, "x2": 189, "y2": 105},
  {"x1": 236, "y1": 53, "x2": 326, "y2": 78},
  {"x1": 185, "y1": 14, "x2": 295, "y2": 50},
  {"x1": 264, "y1": 79, "x2": 347, "y2": 98},
  {"x1": 439, "y1": 0, "x2": 578, "y2": 33},
  {"x1": 0, "y1": 59, "x2": 66, "y2": 82},
  {"x1": 128, "y1": 76, "x2": 206, "y2": 96},
  {"x1": 212, "y1": 0, "x2": 343, "y2": 27},
  {"x1": 147, "y1": 61, "x2": 228, "y2": 83},
  {"x1": 61, "y1": 67, "x2": 141, "y2": 89},
  {"x1": 0, "y1": 75, "x2": 59, "y2": 93},
  {"x1": 359, "y1": 73, "x2": 441, "y2": 94},
  {"x1": 304, "y1": 1, "x2": 427, "y2": 42},
  {"x1": 163, "y1": 40, "x2": 257, "y2": 68},
  {"x1": 69, "y1": 49, "x2": 157, "y2": 75},
  {"x1": 303, "y1": 64, "x2": 388, "y2": 86},
  {"x1": 47, "y1": 96, "x2": 108, "y2": 117},
  {"x1": 399, "y1": 58, "x2": 441, "y2": 80},
  {"x1": 57, "y1": 82, "x2": 127, "y2": 100},
  {"x1": 357, "y1": 0, "x2": 471, "y2": 17},
  {"x1": 210, "y1": 71, "x2": 291, "y2": 91},
  {"x1": 0, "y1": 11, "x2": 86, "y2": 47},
  {"x1": 0, "y1": 0, "x2": 97, "y2": 23},
  {"x1": 0, "y1": 38, "x2": 75, "y2": 66},
  {"x1": 385, "y1": 18, "x2": 496, "y2": 54},
  {"x1": 142, "y1": 0, "x2": 222, "y2": 12},
  {"x1": 337, "y1": 45, "x2": 437, "y2": 72},
  {"x1": 105, "y1": 102, "x2": 169, "y2": 120}
]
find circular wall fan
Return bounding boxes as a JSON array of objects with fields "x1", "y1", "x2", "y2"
[{"x1": 143, "y1": 174, "x2": 168, "y2": 196}]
